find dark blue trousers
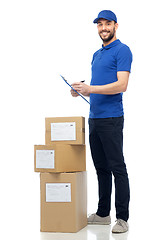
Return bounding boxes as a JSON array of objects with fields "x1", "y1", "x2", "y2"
[{"x1": 89, "y1": 116, "x2": 130, "y2": 221}]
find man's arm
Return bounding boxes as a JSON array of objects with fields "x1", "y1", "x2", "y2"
[{"x1": 71, "y1": 71, "x2": 130, "y2": 96}]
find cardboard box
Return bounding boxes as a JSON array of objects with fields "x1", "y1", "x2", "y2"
[
  {"x1": 45, "y1": 117, "x2": 85, "y2": 145},
  {"x1": 40, "y1": 172, "x2": 87, "y2": 232},
  {"x1": 34, "y1": 144, "x2": 86, "y2": 173}
]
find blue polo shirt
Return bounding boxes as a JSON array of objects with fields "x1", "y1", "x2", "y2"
[{"x1": 89, "y1": 39, "x2": 132, "y2": 118}]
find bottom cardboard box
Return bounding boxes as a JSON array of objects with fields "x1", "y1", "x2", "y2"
[{"x1": 40, "y1": 172, "x2": 87, "y2": 233}]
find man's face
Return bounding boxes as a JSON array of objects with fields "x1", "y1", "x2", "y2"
[{"x1": 97, "y1": 19, "x2": 118, "y2": 43}]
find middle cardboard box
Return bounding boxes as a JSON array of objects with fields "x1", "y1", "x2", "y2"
[{"x1": 34, "y1": 144, "x2": 86, "y2": 173}]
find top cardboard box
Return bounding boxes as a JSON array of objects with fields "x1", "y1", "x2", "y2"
[{"x1": 45, "y1": 116, "x2": 85, "y2": 145}]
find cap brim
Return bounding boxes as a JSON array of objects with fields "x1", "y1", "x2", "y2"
[{"x1": 93, "y1": 18, "x2": 99, "y2": 23}]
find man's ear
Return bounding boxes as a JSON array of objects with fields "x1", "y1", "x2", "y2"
[{"x1": 115, "y1": 23, "x2": 119, "y2": 30}]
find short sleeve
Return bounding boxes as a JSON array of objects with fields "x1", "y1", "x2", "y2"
[{"x1": 117, "y1": 45, "x2": 133, "y2": 72}]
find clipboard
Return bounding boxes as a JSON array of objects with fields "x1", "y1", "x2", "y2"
[{"x1": 60, "y1": 75, "x2": 90, "y2": 104}]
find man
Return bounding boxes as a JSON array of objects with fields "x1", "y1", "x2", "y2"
[{"x1": 71, "y1": 10, "x2": 132, "y2": 233}]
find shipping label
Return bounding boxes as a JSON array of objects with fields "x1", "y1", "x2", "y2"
[
  {"x1": 46, "y1": 183, "x2": 71, "y2": 202},
  {"x1": 36, "y1": 150, "x2": 55, "y2": 169},
  {"x1": 51, "y1": 122, "x2": 76, "y2": 141}
]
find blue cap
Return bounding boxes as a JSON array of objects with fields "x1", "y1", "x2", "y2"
[{"x1": 93, "y1": 10, "x2": 117, "y2": 24}]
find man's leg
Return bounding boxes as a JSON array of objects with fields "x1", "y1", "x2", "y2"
[
  {"x1": 96, "y1": 116, "x2": 130, "y2": 222},
  {"x1": 89, "y1": 118, "x2": 112, "y2": 217}
]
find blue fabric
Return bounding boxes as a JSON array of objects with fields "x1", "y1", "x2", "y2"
[{"x1": 89, "y1": 39, "x2": 132, "y2": 118}]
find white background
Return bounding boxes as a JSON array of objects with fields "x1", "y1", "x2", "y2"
[{"x1": 0, "y1": 0, "x2": 164, "y2": 239}]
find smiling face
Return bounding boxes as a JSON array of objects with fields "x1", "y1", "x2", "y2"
[{"x1": 97, "y1": 19, "x2": 118, "y2": 46}]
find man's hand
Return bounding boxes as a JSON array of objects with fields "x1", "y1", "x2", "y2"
[
  {"x1": 70, "y1": 87, "x2": 79, "y2": 97},
  {"x1": 70, "y1": 82, "x2": 91, "y2": 97}
]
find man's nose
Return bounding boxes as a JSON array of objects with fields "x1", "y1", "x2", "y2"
[{"x1": 102, "y1": 24, "x2": 107, "y2": 30}]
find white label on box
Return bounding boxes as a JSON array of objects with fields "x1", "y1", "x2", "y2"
[
  {"x1": 51, "y1": 122, "x2": 76, "y2": 141},
  {"x1": 36, "y1": 150, "x2": 55, "y2": 169},
  {"x1": 46, "y1": 183, "x2": 71, "y2": 202}
]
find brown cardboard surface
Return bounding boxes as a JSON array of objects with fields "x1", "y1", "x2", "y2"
[
  {"x1": 34, "y1": 144, "x2": 86, "y2": 173},
  {"x1": 45, "y1": 116, "x2": 85, "y2": 145},
  {"x1": 40, "y1": 172, "x2": 87, "y2": 233}
]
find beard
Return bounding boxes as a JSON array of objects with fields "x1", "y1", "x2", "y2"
[{"x1": 99, "y1": 27, "x2": 116, "y2": 43}]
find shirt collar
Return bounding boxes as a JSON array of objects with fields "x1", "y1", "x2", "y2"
[{"x1": 101, "y1": 39, "x2": 121, "y2": 50}]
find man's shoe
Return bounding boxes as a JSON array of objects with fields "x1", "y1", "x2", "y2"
[
  {"x1": 112, "y1": 219, "x2": 129, "y2": 233},
  {"x1": 88, "y1": 213, "x2": 111, "y2": 225}
]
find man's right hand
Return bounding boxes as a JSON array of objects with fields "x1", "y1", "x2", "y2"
[{"x1": 70, "y1": 87, "x2": 79, "y2": 97}]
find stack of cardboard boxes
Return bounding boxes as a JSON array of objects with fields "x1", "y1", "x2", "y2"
[{"x1": 34, "y1": 116, "x2": 87, "y2": 233}]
